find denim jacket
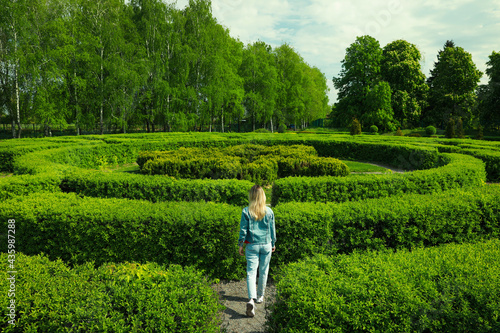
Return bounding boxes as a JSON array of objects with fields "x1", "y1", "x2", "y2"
[{"x1": 238, "y1": 206, "x2": 276, "y2": 247}]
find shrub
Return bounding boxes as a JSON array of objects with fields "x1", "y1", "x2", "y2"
[
  {"x1": 369, "y1": 125, "x2": 378, "y2": 133},
  {"x1": 0, "y1": 253, "x2": 223, "y2": 332},
  {"x1": 268, "y1": 239, "x2": 500, "y2": 333},
  {"x1": 457, "y1": 117, "x2": 465, "y2": 138},
  {"x1": 278, "y1": 123, "x2": 287, "y2": 133},
  {"x1": 477, "y1": 124, "x2": 484, "y2": 140},
  {"x1": 395, "y1": 127, "x2": 404, "y2": 136},
  {"x1": 446, "y1": 118, "x2": 456, "y2": 138},
  {"x1": 350, "y1": 118, "x2": 362, "y2": 135},
  {"x1": 426, "y1": 125, "x2": 437, "y2": 136},
  {"x1": 276, "y1": 156, "x2": 349, "y2": 178}
]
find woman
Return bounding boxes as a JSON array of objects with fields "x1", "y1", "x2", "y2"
[{"x1": 238, "y1": 185, "x2": 276, "y2": 317}]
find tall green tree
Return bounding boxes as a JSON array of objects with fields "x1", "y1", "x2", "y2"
[
  {"x1": 0, "y1": 0, "x2": 32, "y2": 138},
  {"x1": 240, "y1": 41, "x2": 278, "y2": 131},
  {"x1": 425, "y1": 40, "x2": 482, "y2": 128},
  {"x1": 274, "y1": 43, "x2": 306, "y2": 129},
  {"x1": 382, "y1": 39, "x2": 428, "y2": 128},
  {"x1": 82, "y1": 0, "x2": 125, "y2": 135},
  {"x1": 333, "y1": 35, "x2": 396, "y2": 130},
  {"x1": 183, "y1": 0, "x2": 217, "y2": 131},
  {"x1": 477, "y1": 51, "x2": 500, "y2": 130},
  {"x1": 131, "y1": 0, "x2": 187, "y2": 133},
  {"x1": 302, "y1": 65, "x2": 330, "y2": 126}
]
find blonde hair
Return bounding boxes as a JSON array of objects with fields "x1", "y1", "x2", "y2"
[{"x1": 248, "y1": 185, "x2": 266, "y2": 221}]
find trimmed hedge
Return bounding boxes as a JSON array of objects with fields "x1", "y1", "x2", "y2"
[
  {"x1": 305, "y1": 139, "x2": 440, "y2": 170},
  {"x1": 0, "y1": 173, "x2": 62, "y2": 201},
  {"x1": 60, "y1": 170, "x2": 252, "y2": 205},
  {"x1": 272, "y1": 153, "x2": 485, "y2": 205},
  {"x1": 0, "y1": 253, "x2": 223, "y2": 332},
  {"x1": 268, "y1": 239, "x2": 500, "y2": 333},
  {"x1": 0, "y1": 193, "x2": 245, "y2": 280},
  {"x1": 1, "y1": 186, "x2": 499, "y2": 280},
  {"x1": 272, "y1": 185, "x2": 500, "y2": 268},
  {"x1": 138, "y1": 144, "x2": 348, "y2": 184}
]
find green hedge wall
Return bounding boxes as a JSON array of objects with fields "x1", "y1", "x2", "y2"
[
  {"x1": 0, "y1": 174, "x2": 62, "y2": 201},
  {"x1": 272, "y1": 153, "x2": 485, "y2": 205},
  {"x1": 2, "y1": 186, "x2": 499, "y2": 280},
  {"x1": 60, "y1": 170, "x2": 252, "y2": 206},
  {"x1": 305, "y1": 139, "x2": 440, "y2": 170},
  {"x1": 0, "y1": 193, "x2": 245, "y2": 280},
  {"x1": 436, "y1": 141, "x2": 500, "y2": 181},
  {"x1": 0, "y1": 253, "x2": 223, "y2": 332},
  {"x1": 272, "y1": 185, "x2": 500, "y2": 268},
  {"x1": 268, "y1": 239, "x2": 500, "y2": 333}
]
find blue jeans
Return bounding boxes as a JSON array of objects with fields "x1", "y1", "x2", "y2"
[{"x1": 245, "y1": 243, "x2": 272, "y2": 300}]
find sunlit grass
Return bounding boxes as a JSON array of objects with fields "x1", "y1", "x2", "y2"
[{"x1": 341, "y1": 160, "x2": 390, "y2": 173}]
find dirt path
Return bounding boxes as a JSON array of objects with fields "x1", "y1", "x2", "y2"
[{"x1": 213, "y1": 279, "x2": 276, "y2": 333}]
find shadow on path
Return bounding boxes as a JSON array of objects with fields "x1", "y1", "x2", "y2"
[{"x1": 213, "y1": 279, "x2": 276, "y2": 333}]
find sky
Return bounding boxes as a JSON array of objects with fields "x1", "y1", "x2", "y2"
[{"x1": 175, "y1": 0, "x2": 500, "y2": 104}]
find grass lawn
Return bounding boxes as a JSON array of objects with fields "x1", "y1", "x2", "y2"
[{"x1": 341, "y1": 160, "x2": 390, "y2": 173}]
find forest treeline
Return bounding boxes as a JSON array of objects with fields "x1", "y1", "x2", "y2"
[
  {"x1": 0, "y1": 0, "x2": 330, "y2": 138},
  {"x1": 330, "y1": 36, "x2": 500, "y2": 132},
  {"x1": 1, "y1": 0, "x2": 499, "y2": 138}
]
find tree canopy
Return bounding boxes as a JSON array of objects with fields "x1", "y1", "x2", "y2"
[
  {"x1": 332, "y1": 36, "x2": 491, "y2": 133},
  {"x1": 0, "y1": 0, "x2": 330, "y2": 137},
  {"x1": 424, "y1": 40, "x2": 482, "y2": 128}
]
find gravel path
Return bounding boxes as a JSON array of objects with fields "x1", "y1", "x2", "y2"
[{"x1": 212, "y1": 279, "x2": 276, "y2": 333}]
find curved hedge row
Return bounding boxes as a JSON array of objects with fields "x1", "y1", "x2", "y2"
[
  {"x1": 437, "y1": 145, "x2": 500, "y2": 182},
  {"x1": 2, "y1": 186, "x2": 499, "y2": 280},
  {"x1": 0, "y1": 173, "x2": 61, "y2": 201},
  {"x1": 272, "y1": 184, "x2": 500, "y2": 268},
  {"x1": 0, "y1": 193, "x2": 245, "y2": 280},
  {"x1": 60, "y1": 170, "x2": 253, "y2": 206},
  {"x1": 271, "y1": 153, "x2": 486, "y2": 205},
  {"x1": 0, "y1": 253, "x2": 223, "y2": 332},
  {"x1": 139, "y1": 144, "x2": 349, "y2": 184},
  {"x1": 268, "y1": 239, "x2": 500, "y2": 333},
  {"x1": 10, "y1": 135, "x2": 442, "y2": 177}
]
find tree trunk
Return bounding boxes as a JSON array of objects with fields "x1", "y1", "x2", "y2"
[
  {"x1": 14, "y1": 31, "x2": 21, "y2": 139},
  {"x1": 100, "y1": 47, "x2": 104, "y2": 135},
  {"x1": 270, "y1": 117, "x2": 274, "y2": 133},
  {"x1": 74, "y1": 69, "x2": 80, "y2": 136},
  {"x1": 221, "y1": 107, "x2": 224, "y2": 133}
]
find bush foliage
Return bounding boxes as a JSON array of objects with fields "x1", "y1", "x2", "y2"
[
  {"x1": 60, "y1": 170, "x2": 252, "y2": 205},
  {"x1": 2, "y1": 186, "x2": 499, "y2": 280},
  {"x1": 0, "y1": 253, "x2": 223, "y2": 332},
  {"x1": 268, "y1": 239, "x2": 500, "y2": 332},
  {"x1": 138, "y1": 144, "x2": 349, "y2": 184},
  {"x1": 272, "y1": 153, "x2": 485, "y2": 205},
  {"x1": 272, "y1": 185, "x2": 500, "y2": 268}
]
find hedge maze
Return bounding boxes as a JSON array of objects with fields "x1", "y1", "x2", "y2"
[{"x1": 1, "y1": 132, "x2": 499, "y2": 332}]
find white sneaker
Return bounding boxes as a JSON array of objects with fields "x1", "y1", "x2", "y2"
[
  {"x1": 256, "y1": 296, "x2": 264, "y2": 304},
  {"x1": 246, "y1": 299, "x2": 255, "y2": 317}
]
